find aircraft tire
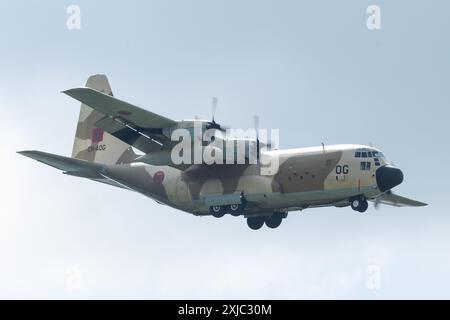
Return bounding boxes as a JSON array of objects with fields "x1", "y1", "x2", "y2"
[
  {"x1": 210, "y1": 205, "x2": 228, "y2": 218},
  {"x1": 358, "y1": 201, "x2": 369, "y2": 213},
  {"x1": 265, "y1": 213, "x2": 283, "y2": 229},
  {"x1": 247, "y1": 217, "x2": 265, "y2": 230},
  {"x1": 229, "y1": 203, "x2": 244, "y2": 216},
  {"x1": 350, "y1": 197, "x2": 365, "y2": 211},
  {"x1": 350, "y1": 196, "x2": 368, "y2": 213}
]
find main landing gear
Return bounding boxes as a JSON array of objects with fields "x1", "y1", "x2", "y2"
[
  {"x1": 229, "y1": 203, "x2": 245, "y2": 217},
  {"x1": 247, "y1": 212, "x2": 285, "y2": 230},
  {"x1": 350, "y1": 196, "x2": 368, "y2": 213},
  {"x1": 208, "y1": 196, "x2": 286, "y2": 230},
  {"x1": 209, "y1": 205, "x2": 228, "y2": 218},
  {"x1": 209, "y1": 197, "x2": 246, "y2": 218}
]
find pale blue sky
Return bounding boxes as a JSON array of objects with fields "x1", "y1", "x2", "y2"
[{"x1": 0, "y1": 0, "x2": 449, "y2": 299}]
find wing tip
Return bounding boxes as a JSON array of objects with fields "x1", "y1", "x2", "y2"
[
  {"x1": 17, "y1": 150, "x2": 35, "y2": 157},
  {"x1": 418, "y1": 202, "x2": 428, "y2": 207}
]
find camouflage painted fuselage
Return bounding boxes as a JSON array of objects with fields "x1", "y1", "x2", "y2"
[{"x1": 103, "y1": 144, "x2": 386, "y2": 216}]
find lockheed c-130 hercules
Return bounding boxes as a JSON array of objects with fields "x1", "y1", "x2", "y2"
[{"x1": 19, "y1": 75, "x2": 427, "y2": 230}]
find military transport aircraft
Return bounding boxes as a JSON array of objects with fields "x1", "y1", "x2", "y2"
[{"x1": 18, "y1": 75, "x2": 427, "y2": 230}]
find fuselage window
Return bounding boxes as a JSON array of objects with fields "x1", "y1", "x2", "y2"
[
  {"x1": 360, "y1": 161, "x2": 371, "y2": 171},
  {"x1": 355, "y1": 151, "x2": 361, "y2": 158},
  {"x1": 374, "y1": 158, "x2": 380, "y2": 166},
  {"x1": 361, "y1": 151, "x2": 368, "y2": 158}
]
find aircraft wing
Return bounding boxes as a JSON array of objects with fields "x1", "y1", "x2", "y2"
[
  {"x1": 17, "y1": 150, "x2": 128, "y2": 189},
  {"x1": 63, "y1": 87, "x2": 177, "y2": 153},
  {"x1": 373, "y1": 192, "x2": 428, "y2": 207}
]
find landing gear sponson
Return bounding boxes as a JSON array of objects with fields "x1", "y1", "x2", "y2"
[
  {"x1": 209, "y1": 203, "x2": 247, "y2": 218},
  {"x1": 210, "y1": 194, "x2": 369, "y2": 229},
  {"x1": 208, "y1": 195, "x2": 287, "y2": 229},
  {"x1": 209, "y1": 194, "x2": 246, "y2": 218}
]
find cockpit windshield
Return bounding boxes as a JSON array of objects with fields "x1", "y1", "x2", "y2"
[{"x1": 354, "y1": 148, "x2": 385, "y2": 159}]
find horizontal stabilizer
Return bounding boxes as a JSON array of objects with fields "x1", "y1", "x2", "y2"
[
  {"x1": 18, "y1": 150, "x2": 128, "y2": 189},
  {"x1": 18, "y1": 150, "x2": 103, "y2": 173},
  {"x1": 63, "y1": 87, "x2": 176, "y2": 129}
]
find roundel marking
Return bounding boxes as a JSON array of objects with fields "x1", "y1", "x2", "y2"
[{"x1": 153, "y1": 171, "x2": 165, "y2": 184}]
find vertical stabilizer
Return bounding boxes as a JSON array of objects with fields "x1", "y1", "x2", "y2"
[{"x1": 72, "y1": 74, "x2": 137, "y2": 164}]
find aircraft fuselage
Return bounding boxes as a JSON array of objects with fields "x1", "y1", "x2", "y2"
[{"x1": 103, "y1": 144, "x2": 400, "y2": 216}]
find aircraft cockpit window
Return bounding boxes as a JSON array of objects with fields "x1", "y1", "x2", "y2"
[
  {"x1": 355, "y1": 148, "x2": 385, "y2": 159},
  {"x1": 371, "y1": 151, "x2": 385, "y2": 158}
]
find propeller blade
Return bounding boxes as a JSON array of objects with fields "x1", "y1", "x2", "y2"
[
  {"x1": 374, "y1": 198, "x2": 381, "y2": 210},
  {"x1": 253, "y1": 115, "x2": 260, "y2": 161},
  {"x1": 205, "y1": 97, "x2": 229, "y2": 132},
  {"x1": 212, "y1": 97, "x2": 218, "y2": 122},
  {"x1": 253, "y1": 115, "x2": 260, "y2": 140},
  {"x1": 373, "y1": 190, "x2": 394, "y2": 210}
]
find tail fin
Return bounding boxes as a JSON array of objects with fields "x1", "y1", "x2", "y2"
[{"x1": 72, "y1": 74, "x2": 138, "y2": 165}]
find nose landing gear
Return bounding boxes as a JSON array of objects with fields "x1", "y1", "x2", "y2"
[{"x1": 350, "y1": 196, "x2": 369, "y2": 213}]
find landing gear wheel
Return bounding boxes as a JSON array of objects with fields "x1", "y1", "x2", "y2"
[
  {"x1": 265, "y1": 213, "x2": 283, "y2": 229},
  {"x1": 247, "y1": 217, "x2": 265, "y2": 230},
  {"x1": 229, "y1": 203, "x2": 244, "y2": 217},
  {"x1": 350, "y1": 196, "x2": 368, "y2": 213},
  {"x1": 209, "y1": 205, "x2": 228, "y2": 218},
  {"x1": 351, "y1": 198, "x2": 361, "y2": 210},
  {"x1": 358, "y1": 201, "x2": 368, "y2": 213}
]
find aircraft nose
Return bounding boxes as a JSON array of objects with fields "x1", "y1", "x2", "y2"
[{"x1": 376, "y1": 165, "x2": 404, "y2": 192}]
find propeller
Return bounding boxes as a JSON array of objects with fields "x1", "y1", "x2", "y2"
[
  {"x1": 254, "y1": 115, "x2": 260, "y2": 161},
  {"x1": 374, "y1": 190, "x2": 393, "y2": 210},
  {"x1": 206, "y1": 97, "x2": 229, "y2": 132},
  {"x1": 253, "y1": 115, "x2": 274, "y2": 150},
  {"x1": 212, "y1": 97, "x2": 218, "y2": 122}
]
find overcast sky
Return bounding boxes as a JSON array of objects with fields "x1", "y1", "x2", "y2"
[{"x1": 1, "y1": 0, "x2": 449, "y2": 299}]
